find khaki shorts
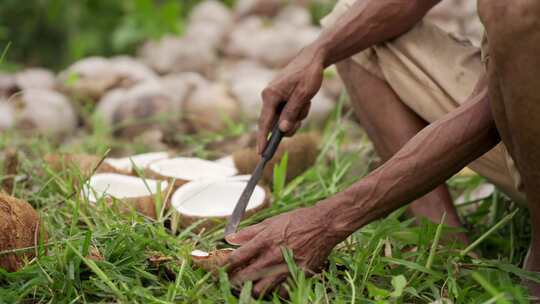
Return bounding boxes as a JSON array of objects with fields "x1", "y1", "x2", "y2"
[{"x1": 322, "y1": 0, "x2": 525, "y2": 202}]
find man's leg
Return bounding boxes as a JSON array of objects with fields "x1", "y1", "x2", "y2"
[
  {"x1": 335, "y1": 59, "x2": 467, "y2": 242},
  {"x1": 479, "y1": 0, "x2": 540, "y2": 297}
]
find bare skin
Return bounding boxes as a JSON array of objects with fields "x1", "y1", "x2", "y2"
[
  {"x1": 226, "y1": 0, "x2": 540, "y2": 298},
  {"x1": 478, "y1": 0, "x2": 540, "y2": 296},
  {"x1": 335, "y1": 59, "x2": 466, "y2": 241}
]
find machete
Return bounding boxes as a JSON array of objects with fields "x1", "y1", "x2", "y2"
[{"x1": 224, "y1": 109, "x2": 284, "y2": 238}]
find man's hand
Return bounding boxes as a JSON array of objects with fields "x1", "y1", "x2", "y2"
[
  {"x1": 225, "y1": 206, "x2": 341, "y2": 297},
  {"x1": 257, "y1": 46, "x2": 325, "y2": 154}
]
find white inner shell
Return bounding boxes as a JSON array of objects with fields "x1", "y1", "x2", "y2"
[
  {"x1": 191, "y1": 250, "x2": 210, "y2": 257},
  {"x1": 104, "y1": 151, "x2": 170, "y2": 173},
  {"x1": 150, "y1": 157, "x2": 237, "y2": 181},
  {"x1": 172, "y1": 179, "x2": 266, "y2": 217},
  {"x1": 84, "y1": 173, "x2": 168, "y2": 203}
]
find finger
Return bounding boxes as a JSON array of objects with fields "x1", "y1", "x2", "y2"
[
  {"x1": 225, "y1": 223, "x2": 265, "y2": 246},
  {"x1": 298, "y1": 102, "x2": 311, "y2": 120},
  {"x1": 230, "y1": 248, "x2": 283, "y2": 283},
  {"x1": 227, "y1": 239, "x2": 266, "y2": 273},
  {"x1": 279, "y1": 89, "x2": 310, "y2": 133},
  {"x1": 253, "y1": 269, "x2": 289, "y2": 298},
  {"x1": 284, "y1": 121, "x2": 301, "y2": 137},
  {"x1": 258, "y1": 89, "x2": 282, "y2": 154}
]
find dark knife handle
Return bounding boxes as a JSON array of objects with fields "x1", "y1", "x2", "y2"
[
  {"x1": 262, "y1": 122, "x2": 284, "y2": 161},
  {"x1": 262, "y1": 103, "x2": 285, "y2": 161}
]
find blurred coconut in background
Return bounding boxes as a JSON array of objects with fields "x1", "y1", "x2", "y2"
[{"x1": 0, "y1": 89, "x2": 76, "y2": 136}]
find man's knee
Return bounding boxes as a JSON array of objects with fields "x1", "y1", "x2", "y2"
[{"x1": 479, "y1": 0, "x2": 540, "y2": 39}]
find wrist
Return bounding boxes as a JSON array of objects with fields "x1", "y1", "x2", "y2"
[
  {"x1": 317, "y1": 180, "x2": 382, "y2": 241},
  {"x1": 316, "y1": 192, "x2": 357, "y2": 242},
  {"x1": 305, "y1": 40, "x2": 330, "y2": 68}
]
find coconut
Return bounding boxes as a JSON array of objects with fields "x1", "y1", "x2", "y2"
[
  {"x1": 103, "y1": 151, "x2": 170, "y2": 176},
  {"x1": 9, "y1": 89, "x2": 77, "y2": 136},
  {"x1": 148, "y1": 157, "x2": 238, "y2": 188},
  {"x1": 2, "y1": 148, "x2": 18, "y2": 194},
  {"x1": 275, "y1": 5, "x2": 312, "y2": 27},
  {"x1": 138, "y1": 36, "x2": 217, "y2": 77},
  {"x1": 191, "y1": 248, "x2": 234, "y2": 272},
  {"x1": 59, "y1": 56, "x2": 157, "y2": 102},
  {"x1": 233, "y1": 133, "x2": 318, "y2": 184},
  {"x1": 96, "y1": 81, "x2": 183, "y2": 137},
  {"x1": 0, "y1": 193, "x2": 45, "y2": 272},
  {"x1": 171, "y1": 177, "x2": 269, "y2": 229},
  {"x1": 14, "y1": 68, "x2": 56, "y2": 91},
  {"x1": 183, "y1": 83, "x2": 241, "y2": 133},
  {"x1": 235, "y1": 0, "x2": 283, "y2": 17},
  {"x1": 186, "y1": 0, "x2": 233, "y2": 50},
  {"x1": 0, "y1": 100, "x2": 15, "y2": 130},
  {"x1": 221, "y1": 60, "x2": 276, "y2": 119},
  {"x1": 0, "y1": 73, "x2": 17, "y2": 99},
  {"x1": 44, "y1": 153, "x2": 126, "y2": 177},
  {"x1": 225, "y1": 17, "x2": 320, "y2": 68},
  {"x1": 83, "y1": 173, "x2": 169, "y2": 218}
]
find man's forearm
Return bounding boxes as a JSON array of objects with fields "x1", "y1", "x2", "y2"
[
  {"x1": 313, "y1": 0, "x2": 440, "y2": 67},
  {"x1": 319, "y1": 88, "x2": 501, "y2": 238}
]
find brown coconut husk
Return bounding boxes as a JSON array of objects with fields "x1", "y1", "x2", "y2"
[
  {"x1": 191, "y1": 248, "x2": 234, "y2": 272},
  {"x1": 44, "y1": 153, "x2": 130, "y2": 177},
  {"x1": 233, "y1": 133, "x2": 319, "y2": 184},
  {"x1": 2, "y1": 148, "x2": 18, "y2": 194},
  {"x1": 0, "y1": 193, "x2": 46, "y2": 272}
]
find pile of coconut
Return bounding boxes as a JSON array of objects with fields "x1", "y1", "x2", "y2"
[{"x1": 0, "y1": 1, "x2": 343, "y2": 141}]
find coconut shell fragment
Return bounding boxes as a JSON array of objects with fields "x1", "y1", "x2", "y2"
[
  {"x1": 191, "y1": 248, "x2": 234, "y2": 272},
  {"x1": 0, "y1": 193, "x2": 46, "y2": 272},
  {"x1": 148, "y1": 157, "x2": 238, "y2": 188},
  {"x1": 83, "y1": 173, "x2": 170, "y2": 219},
  {"x1": 233, "y1": 133, "x2": 318, "y2": 184},
  {"x1": 171, "y1": 177, "x2": 269, "y2": 231}
]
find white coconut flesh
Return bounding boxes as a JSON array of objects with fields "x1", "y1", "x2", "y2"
[
  {"x1": 191, "y1": 249, "x2": 210, "y2": 257},
  {"x1": 172, "y1": 179, "x2": 266, "y2": 217},
  {"x1": 149, "y1": 157, "x2": 237, "y2": 182},
  {"x1": 214, "y1": 155, "x2": 237, "y2": 171},
  {"x1": 104, "y1": 152, "x2": 170, "y2": 173},
  {"x1": 84, "y1": 173, "x2": 168, "y2": 203}
]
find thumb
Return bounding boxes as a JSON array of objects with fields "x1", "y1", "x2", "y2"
[{"x1": 225, "y1": 224, "x2": 264, "y2": 246}]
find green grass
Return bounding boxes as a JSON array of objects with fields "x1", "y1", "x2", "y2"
[{"x1": 0, "y1": 104, "x2": 537, "y2": 303}]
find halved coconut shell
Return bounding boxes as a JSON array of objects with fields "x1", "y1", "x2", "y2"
[
  {"x1": 0, "y1": 193, "x2": 46, "y2": 272},
  {"x1": 147, "y1": 157, "x2": 238, "y2": 188},
  {"x1": 82, "y1": 173, "x2": 169, "y2": 218},
  {"x1": 191, "y1": 248, "x2": 234, "y2": 272},
  {"x1": 233, "y1": 133, "x2": 318, "y2": 184},
  {"x1": 103, "y1": 151, "x2": 170, "y2": 176},
  {"x1": 171, "y1": 177, "x2": 269, "y2": 230}
]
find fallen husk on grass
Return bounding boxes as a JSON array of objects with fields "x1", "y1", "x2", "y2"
[
  {"x1": 232, "y1": 132, "x2": 319, "y2": 183},
  {"x1": 44, "y1": 153, "x2": 127, "y2": 176},
  {"x1": 171, "y1": 177, "x2": 269, "y2": 231},
  {"x1": 0, "y1": 193, "x2": 46, "y2": 272},
  {"x1": 148, "y1": 157, "x2": 238, "y2": 188},
  {"x1": 191, "y1": 248, "x2": 234, "y2": 273},
  {"x1": 82, "y1": 173, "x2": 169, "y2": 219}
]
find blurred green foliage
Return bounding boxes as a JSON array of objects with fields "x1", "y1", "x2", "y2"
[{"x1": 0, "y1": 0, "x2": 234, "y2": 71}]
